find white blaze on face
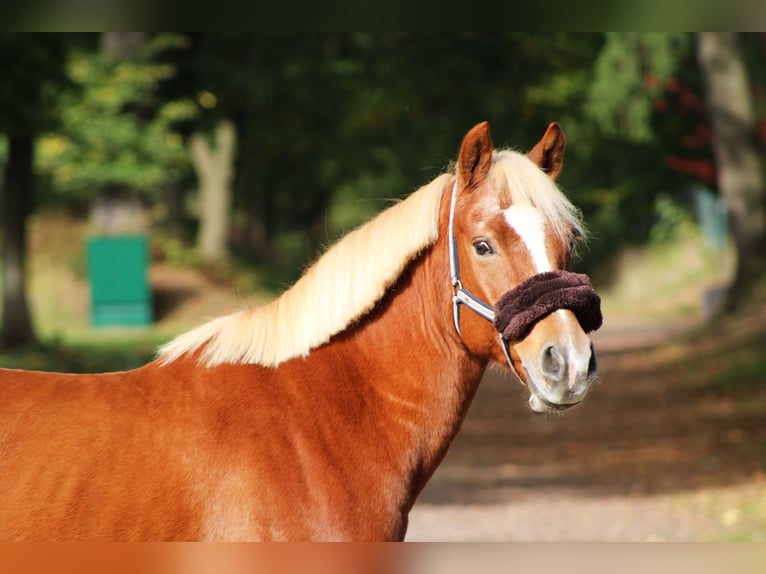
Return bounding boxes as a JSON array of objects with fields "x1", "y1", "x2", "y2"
[
  {"x1": 503, "y1": 204, "x2": 552, "y2": 273},
  {"x1": 503, "y1": 203, "x2": 592, "y2": 393}
]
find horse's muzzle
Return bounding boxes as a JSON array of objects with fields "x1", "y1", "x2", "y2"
[{"x1": 524, "y1": 341, "x2": 598, "y2": 413}]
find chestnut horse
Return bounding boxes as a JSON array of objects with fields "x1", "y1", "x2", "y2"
[{"x1": 0, "y1": 122, "x2": 600, "y2": 541}]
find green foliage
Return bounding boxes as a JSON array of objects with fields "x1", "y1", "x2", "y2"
[
  {"x1": 4, "y1": 33, "x2": 731, "y2": 279},
  {"x1": 127, "y1": 33, "x2": 710, "y2": 273},
  {"x1": 153, "y1": 233, "x2": 200, "y2": 268},
  {"x1": 586, "y1": 33, "x2": 690, "y2": 143},
  {"x1": 650, "y1": 193, "x2": 697, "y2": 244},
  {"x1": 36, "y1": 34, "x2": 197, "y2": 204}
]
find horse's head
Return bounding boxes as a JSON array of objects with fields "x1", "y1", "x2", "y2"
[{"x1": 449, "y1": 121, "x2": 600, "y2": 413}]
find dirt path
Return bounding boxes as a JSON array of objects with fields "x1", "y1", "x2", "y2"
[{"x1": 406, "y1": 318, "x2": 766, "y2": 541}]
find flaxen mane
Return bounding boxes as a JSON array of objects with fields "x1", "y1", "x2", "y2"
[
  {"x1": 158, "y1": 150, "x2": 583, "y2": 368},
  {"x1": 159, "y1": 172, "x2": 450, "y2": 367}
]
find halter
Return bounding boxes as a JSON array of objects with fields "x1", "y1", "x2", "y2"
[{"x1": 447, "y1": 181, "x2": 518, "y2": 374}]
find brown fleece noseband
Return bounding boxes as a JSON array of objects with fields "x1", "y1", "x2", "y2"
[{"x1": 493, "y1": 270, "x2": 602, "y2": 342}]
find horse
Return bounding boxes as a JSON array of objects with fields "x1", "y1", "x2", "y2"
[{"x1": 0, "y1": 121, "x2": 601, "y2": 541}]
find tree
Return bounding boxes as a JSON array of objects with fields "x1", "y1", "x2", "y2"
[
  {"x1": 696, "y1": 32, "x2": 766, "y2": 309},
  {"x1": 174, "y1": 34, "x2": 608, "y2": 268},
  {"x1": 1, "y1": 136, "x2": 36, "y2": 347},
  {"x1": 192, "y1": 119, "x2": 236, "y2": 262},
  {"x1": 0, "y1": 34, "x2": 70, "y2": 348},
  {"x1": 585, "y1": 33, "x2": 689, "y2": 143},
  {"x1": 573, "y1": 33, "x2": 697, "y2": 263},
  {"x1": 36, "y1": 34, "x2": 196, "y2": 218}
]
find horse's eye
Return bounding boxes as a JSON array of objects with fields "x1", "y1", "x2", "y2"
[{"x1": 473, "y1": 239, "x2": 495, "y2": 256}]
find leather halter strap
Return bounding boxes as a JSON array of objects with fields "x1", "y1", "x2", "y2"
[{"x1": 447, "y1": 181, "x2": 518, "y2": 374}]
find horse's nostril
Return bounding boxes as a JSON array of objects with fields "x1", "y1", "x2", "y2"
[
  {"x1": 587, "y1": 343, "x2": 598, "y2": 379},
  {"x1": 540, "y1": 345, "x2": 566, "y2": 382}
]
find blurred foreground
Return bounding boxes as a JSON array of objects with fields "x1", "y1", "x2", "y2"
[{"x1": 1, "y1": 543, "x2": 765, "y2": 574}]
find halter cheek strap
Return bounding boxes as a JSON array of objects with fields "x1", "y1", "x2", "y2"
[{"x1": 448, "y1": 182, "x2": 518, "y2": 372}]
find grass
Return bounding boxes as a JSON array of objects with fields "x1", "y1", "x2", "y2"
[
  {"x1": 0, "y1": 337, "x2": 160, "y2": 373},
  {"x1": 595, "y1": 224, "x2": 734, "y2": 323},
  {"x1": 700, "y1": 486, "x2": 766, "y2": 542}
]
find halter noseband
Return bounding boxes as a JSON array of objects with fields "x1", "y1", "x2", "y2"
[{"x1": 447, "y1": 181, "x2": 518, "y2": 372}]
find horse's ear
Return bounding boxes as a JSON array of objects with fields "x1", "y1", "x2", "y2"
[
  {"x1": 457, "y1": 121, "x2": 494, "y2": 191},
  {"x1": 528, "y1": 122, "x2": 565, "y2": 180}
]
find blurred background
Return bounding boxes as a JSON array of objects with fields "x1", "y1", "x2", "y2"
[{"x1": 1, "y1": 33, "x2": 765, "y2": 541}]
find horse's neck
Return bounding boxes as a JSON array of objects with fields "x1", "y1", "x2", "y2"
[{"x1": 340, "y1": 229, "x2": 488, "y2": 502}]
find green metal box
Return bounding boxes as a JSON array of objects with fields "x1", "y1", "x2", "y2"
[{"x1": 86, "y1": 235, "x2": 152, "y2": 327}]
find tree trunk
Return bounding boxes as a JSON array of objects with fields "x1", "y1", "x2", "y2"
[
  {"x1": 1, "y1": 135, "x2": 37, "y2": 348},
  {"x1": 191, "y1": 120, "x2": 236, "y2": 263},
  {"x1": 696, "y1": 32, "x2": 766, "y2": 311}
]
